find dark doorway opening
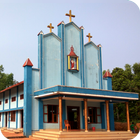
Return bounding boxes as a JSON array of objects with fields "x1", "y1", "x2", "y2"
[
  {"x1": 67, "y1": 106, "x2": 80, "y2": 129},
  {"x1": 5, "y1": 112, "x2": 7, "y2": 127},
  {"x1": 21, "y1": 110, "x2": 23, "y2": 128}
]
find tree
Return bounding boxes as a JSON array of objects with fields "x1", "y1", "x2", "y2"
[
  {"x1": 103, "y1": 63, "x2": 140, "y2": 122},
  {"x1": 0, "y1": 65, "x2": 14, "y2": 91},
  {"x1": 110, "y1": 63, "x2": 140, "y2": 122}
]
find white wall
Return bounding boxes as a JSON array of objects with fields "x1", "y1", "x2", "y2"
[
  {"x1": 11, "y1": 87, "x2": 17, "y2": 108},
  {"x1": 18, "y1": 85, "x2": 24, "y2": 107},
  {"x1": 10, "y1": 111, "x2": 16, "y2": 129},
  {"x1": 4, "y1": 91, "x2": 9, "y2": 110},
  {"x1": 18, "y1": 110, "x2": 22, "y2": 128}
]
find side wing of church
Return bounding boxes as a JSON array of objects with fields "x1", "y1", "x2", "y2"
[{"x1": 0, "y1": 10, "x2": 139, "y2": 137}]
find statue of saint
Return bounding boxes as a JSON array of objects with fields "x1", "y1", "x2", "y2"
[{"x1": 71, "y1": 58, "x2": 75, "y2": 69}]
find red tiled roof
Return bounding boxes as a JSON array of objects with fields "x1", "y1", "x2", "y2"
[
  {"x1": 23, "y1": 58, "x2": 33, "y2": 67},
  {"x1": 57, "y1": 21, "x2": 64, "y2": 26},
  {"x1": 79, "y1": 26, "x2": 84, "y2": 29},
  {"x1": 103, "y1": 70, "x2": 113, "y2": 78},
  {"x1": 68, "y1": 46, "x2": 77, "y2": 57},
  {"x1": 0, "y1": 81, "x2": 24, "y2": 93}
]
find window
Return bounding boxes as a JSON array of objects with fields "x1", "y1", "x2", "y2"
[
  {"x1": 88, "y1": 107, "x2": 101, "y2": 123},
  {"x1": 0, "y1": 101, "x2": 1, "y2": 105},
  {"x1": 11, "y1": 111, "x2": 15, "y2": 122},
  {"x1": 5, "y1": 99, "x2": 8, "y2": 104},
  {"x1": 12, "y1": 97, "x2": 16, "y2": 102},
  {"x1": 0, "y1": 113, "x2": 1, "y2": 122},
  {"x1": 20, "y1": 94, "x2": 24, "y2": 100},
  {"x1": 43, "y1": 105, "x2": 58, "y2": 123}
]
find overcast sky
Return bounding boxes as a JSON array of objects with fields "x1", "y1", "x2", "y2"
[{"x1": 0, "y1": 0, "x2": 140, "y2": 82}]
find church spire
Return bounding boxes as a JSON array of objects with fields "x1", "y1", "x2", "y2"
[{"x1": 65, "y1": 10, "x2": 75, "y2": 22}]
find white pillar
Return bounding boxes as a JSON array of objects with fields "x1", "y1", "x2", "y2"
[{"x1": 18, "y1": 110, "x2": 21, "y2": 128}]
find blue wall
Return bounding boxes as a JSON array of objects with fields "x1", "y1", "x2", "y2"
[
  {"x1": 23, "y1": 65, "x2": 32, "y2": 137},
  {"x1": 103, "y1": 79, "x2": 107, "y2": 90},
  {"x1": 65, "y1": 23, "x2": 81, "y2": 87},
  {"x1": 103, "y1": 76, "x2": 114, "y2": 131},
  {"x1": 58, "y1": 22, "x2": 65, "y2": 85},
  {"x1": 99, "y1": 46, "x2": 103, "y2": 89},
  {"x1": 100, "y1": 103, "x2": 105, "y2": 129},
  {"x1": 109, "y1": 103, "x2": 115, "y2": 131},
  {"x1": 62, "y1": 100, "x2": 66, "y2": 129},
  {"x1": 43, "y1": 34, "x2": 61, "y2": 88},
  {"x1": 32, "y1": 69, "x2": 40, "y2": 131},
  {"x1": 38, "y1": 33, "x2": 43, "y2": 89},
  {"x1": 84, "y1": 43, "x2": 99, "y2": 89}
]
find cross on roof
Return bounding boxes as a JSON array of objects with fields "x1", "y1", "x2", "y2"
[
  {"x1": 86, "y1": 33, "x2": 92, "y2": 42},
  {"x1": 65, "y1": 10, "x2": 75, "y2": 22},
  {"x1": 47, "y1": 23, "x2": 54, "y2": 33}
]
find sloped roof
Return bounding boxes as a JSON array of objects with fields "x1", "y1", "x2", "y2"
[
  {"x1": 68, "y1": 46, "x2": 77, "y2": 57},
  {"x1": 0, "y1": 81, "x2": 24, "y2": 93},
  {"x1": 103, "y1": 70, "x2": 113, "y2": 78},
  {"x1": 84, "y1": 41, "x2": 98, "y2": 48},
  {"x1": 57, "y1": 21, "x2": 65, "y2": 26},
  {"x1": 65, "y1": 21, "x2": 81, "y2": 31},
  {"x1": 23, "y1": 58, "x2": 33, "y2": 67},
  {"x1": 43, "y1": 32, "x2": 61, "y2": 42}
]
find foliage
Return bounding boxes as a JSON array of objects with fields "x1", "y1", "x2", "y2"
[
  {"x1": 108, "y1": 63, "x2": 140, "y2": 123},
  {"x1": 0, "y1": 65, "x2": 15, "y2": 91}
]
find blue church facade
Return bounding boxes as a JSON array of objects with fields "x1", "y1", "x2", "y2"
[{"x1": 0, "y1": 10, "x2": 139, "y2": 137}]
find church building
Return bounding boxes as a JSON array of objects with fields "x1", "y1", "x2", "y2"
[{"x1": 0, "y1": 10, "x2": 139, "y2": 137}]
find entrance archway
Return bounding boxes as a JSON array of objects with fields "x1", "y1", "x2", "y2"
[{"x1": 67, "y1": 106, "x2": 80, "y2": 129}]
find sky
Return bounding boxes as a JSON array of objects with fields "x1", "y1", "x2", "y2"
[{"x1": 0, "y1": 0, "x2": 140, "y2": 82}]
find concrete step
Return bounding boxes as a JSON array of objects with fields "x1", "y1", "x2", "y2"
[
  {"x1": 57, "y1": 137, "x2": 135, "y2": 140},
  {"x1": 32, "y1": 134, "x2": 57, "y2": 140},
  {"x1": 39, "y1": 129, "x2": 61, "y2": 134},
  {"x1": 29, "y1": 135, "x2": 44, "y2": 140},
  {"x1": 1, "y1": 127, "x2": 7, "y2": 130},
  {"x1": 35, "y1": 132, "x2": 59, "y2": 138},
  {"x1": 59, "y1": 135, "x2": 136, "y2": 138},
  {"x1": 31, "y1": 130, "x2": 137, "y2": 140},
  {"x1": 3, "y1": 130, "x2": 15, "y2": 133}
]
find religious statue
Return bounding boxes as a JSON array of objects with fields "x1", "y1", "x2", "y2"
[
  {"x1": 67, "y1": 45, "x2": 79, "y2": 72},
  {"x1": 71, "y1": 58, "x2": 75, "y2": 69}
]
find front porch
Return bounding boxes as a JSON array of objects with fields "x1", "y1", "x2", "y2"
[
  {"x1": 33, "y1": 85, "x2": 139, "y2": 134},
  {"x1": 30, "y1": 129, "x2": 137, "y2": 140}
]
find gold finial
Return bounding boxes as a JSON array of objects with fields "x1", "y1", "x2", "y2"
[
  {"x1": 47, "y1": 23, "x2": 54, "y2": 33},
  {"x1": 86, "y1": 33, "x2": 92, "y2": 42},
  {"x1": 65, "y1": 10, "x2": 75, "y2": 22}
]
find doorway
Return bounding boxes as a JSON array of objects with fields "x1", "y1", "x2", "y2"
[
  {"x1": 5, "y1": 112, "x2": 7, "y2": 127},
  {"x1": 21, "y1": 110, "x2": 23, "y2": 128},
  {"x1": 67, "y1": 106, "x2": 80, "y2": 129}
]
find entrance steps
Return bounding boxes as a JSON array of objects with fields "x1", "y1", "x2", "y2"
[
  {"x1": 30, "y1": 129, "x2": 138, "y2": 140},
  {"x1": 1, "y1": 127, "x2": 23, "y2": 133}
]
